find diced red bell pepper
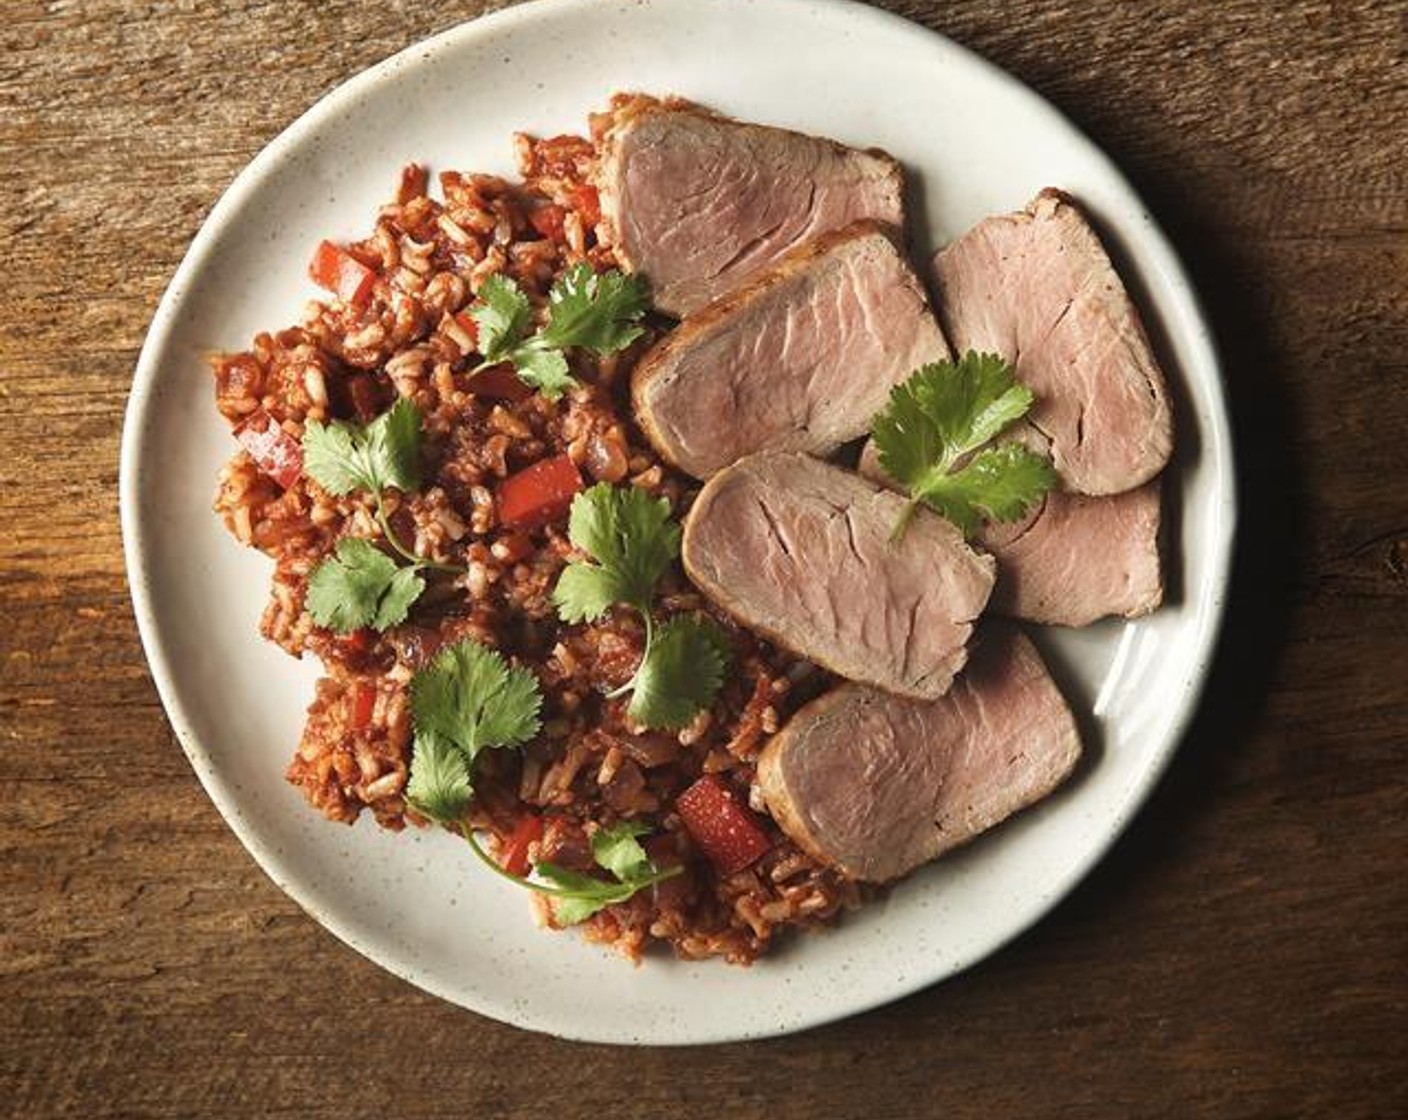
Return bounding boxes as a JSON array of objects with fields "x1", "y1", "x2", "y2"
[
  {"x1": 349, "y1": 683, "x2": 377, "y2": 730},
  {"x1": 342, "y1": 628, "x2": 375, "y2": 655},
  {"x1": 675, "y1": 774, "x2": 772, "y2": 875},
  {"x1": 500, "y1": 814, "x2": 544, "y2": 878},
  {"x1": 529, "y1": 203, "x2": 567, "y2": 241},
  {"x1": 234, "y1": 409, "x2": 303, "y2": 489},
  {"x1": 465, "y1": 365, "x2": 532, "y2": 402},
  {"x1": 308, "y1": 239, "x2": 376, "y2": 307},
  {"x1": 496, "y1": 454, "x2": 583, "y2": 529},
  {"x1": 452, "y1": 310, "x2": 480, "y2": 348},
  {"x1": 570, "y1": 184, "x2": 601, "y2": 228}
]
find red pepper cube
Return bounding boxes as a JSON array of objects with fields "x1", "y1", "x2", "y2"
[
  {"x1": 496, "y1": 455, "x2": 584, "y2": 529},
  {"x1": 675, "y1": 774, "x2": 772, "y2": 875},
  {"x1": 571, "y1": 184, "x2": 601, "y2": 228},
  {"x1": 308, "y1": 240, "x2": 376, "y2": 307},
  {"x1": 349, "y1": 683, "x2": 377, "y2": 730},
  {"x1": 234, "y1": 409, "x2": 303, "y2": 490},
  {"x1": 452, "y1": 310, "x2": 481, "y2": 349},
  {"x1": 499, "y1": 814, "x2": 545, "y2": 878},
  {"x1": 342, "y1": 628, "x2": 375, "y2": 655}
]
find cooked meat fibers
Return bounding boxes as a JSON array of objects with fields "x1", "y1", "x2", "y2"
[
  {"x1": 756, "y1": 626, "x2": 1081, "y2": 882},
  {"x1": 682, "y1": 452, "x2": 995, "y2": 701},
  {"x1": 978, "y1": 482, "x2": 1163, "y2": 626},
  {"x1": 931, "y1": 189, "x2": 1173, "y2": 495},
  {"x1": 858, "y1": 434, "x2": 1164, "y2": 628},
  {"x1": 633, "y1": 221, "x2": 950, "y2": 479},
  {"x1": 596, "y1": 100, "x2": 905, "y2": 316}
]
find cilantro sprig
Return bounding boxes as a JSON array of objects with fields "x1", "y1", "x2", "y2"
[
  {"x1": 552, "y1": 483, "x2": 728, "y2": 730},
  {"x1": 470, "y1": 264, "x2": 649, "y2": 400},
  {"x1": 870, "y1": 352, "x2": 1057, "y2": 537},
  {"x1": 405, "y1": 639, "x2": 544, "y2": 822},
  {"x1": 460, "y1": 819, "x2": 682, "y2": 926},
  {"x1": 305, "y1": 538, "x2": 425, "y2": 633},
  {"x1": 400, "y1": 640, "x2": 678, "y2": 922},
  {"x1": 301, "y1": 399, "x2": 458, "y2": 634}
]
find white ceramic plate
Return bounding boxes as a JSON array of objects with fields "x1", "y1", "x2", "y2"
[{"x1": 121, "y1": 0, "x2": 1235, "y2": 1044}]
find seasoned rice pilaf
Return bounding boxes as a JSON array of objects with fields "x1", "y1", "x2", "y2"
[{"x1": 210, "y1": 101, "x2": 859, "y2": 964}]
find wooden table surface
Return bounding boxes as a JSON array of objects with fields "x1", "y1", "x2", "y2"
[{"x1": 4, "y1": 1, "x2": 1405, "y2": 1116}]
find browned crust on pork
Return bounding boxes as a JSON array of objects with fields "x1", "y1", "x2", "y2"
[
  {"x1": 595, "y1": 95, "x2": 904, "y2": 308},
  {"x1": 755, "y1": 688, "x2": 852, "y2": 869}
]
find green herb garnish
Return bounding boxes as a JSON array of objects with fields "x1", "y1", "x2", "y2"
[
  {"x1": 552, "y1": 483, "x2": 728, "y2": 730},
  {"x1": 625, "y1": 615, "x2": 731, "y2": 732},
  {"x1": 400, "y1": 639, "x2": 679, "y2": 921},
  {"x1": 301, "y1": 399, "x2": 455, "y2": 633},
  {"x1": 460, "y1": 819, "x2": 681, "y2": 926},
  {"x1": 537, "y1": 822, "x2": 680, "y2": 924},
  {"x1": 469, "y1": 264, "x2": 649, "y2": 400},
  {"x1": 870, "y1": 351, "x2": 1057, "y2": 537},
  {"x1": 305, "y1": 538, "x2": 425, "y2": 633},
  {"x1": 403, "y1": 730, "x2": 472, "y2": 826},
  {"x1": 404, "y1": 640, "x2": 544, "y2": 824},
  {"x1": 303, "y1": 396, "x2": 421, "y2": 500}
]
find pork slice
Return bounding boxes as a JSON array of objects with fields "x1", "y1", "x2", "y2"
[
  {"x1": 633, "y1": 222, "x2": 950, "y2": 479},
  {"x1": 682, "y1": 451, "x2": 995, "y2": 700},
  {"x1": 857, "y1": 435, "x2": 1164, "y2": 627},
  {"x1": 931, "y1": 189, "x2": 1173, "y2": 495},
  {"x1": 596, "y1": 100, "x2": 905, "y2": 316},
  {"x1": 979, "y1": 482, "x2": 1163, "y2": 626},
  {"x1": 757, "y1": 625, "x2": 1081, "y2": 882}
]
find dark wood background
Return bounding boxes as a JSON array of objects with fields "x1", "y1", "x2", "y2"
[{"x1": 4, "y1": 1, "x2": 1405, "y2": 1116}]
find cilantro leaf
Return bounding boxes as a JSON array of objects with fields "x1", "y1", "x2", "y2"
[
  {"x1": 302, "y1": 397, "x2": 422, "y2": 497},
  {"x1": 870, "y1": 352, "x2": 1054, "y2": 538},
  {"x1": 553, "y1": 483, "x2": 680, "y2": 621},
  {"x1": 917, "y1": 443, "x2": 1058, "y2": 536},
  {"x1": 551, "y1": 484, "x2": 723, "y2": 730},
  {"x1": 410, "y1": 639, "x2": 542, "y2": 762},
  {"x1": 628, "y1": 615, "x2": 729, "y2": 730},
  {"x1": 469, "y1": 274, "x2": 532, "y2": 363},
  {"x1": 533, "y1": 863, "x2": 635, "y2": 925},
  {"x1": 590, "y1": 820, "x2": 653, "y2": 882},
  {"x1": 456, "y1": 817, "x2": 680, "y2": 925},
  {"x1": 551, "y1": 563, "x2": 621, "y2": 626},
  {"x1": 366, "y1": 397, "x2": 423, "y2": 493},
  {"x1": 511, "y1": 347, "x2": 577, "y2": 399},
  {"x1": 301, "y1": 419, "x2": 367, "y2": 496},
  {"x1": 405, "y1": 729, "x2": 472, "y2": 824},
  {"x1": 378, "y1": 565, "x2": 429, "y2": 628},
  {"x1": 464, "y1": 266, "x2": 649, "y2": 402},
  {"x1": 305, "y1": 538, "x2": 425, "y2": 633},
  {"x1": 536, "y1": 820, "x2": 678, "y2": 925},
  {"x1": 536, "y1": 263, "x2": 649, "y2": 356}
]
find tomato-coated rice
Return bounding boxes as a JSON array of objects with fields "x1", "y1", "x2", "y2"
[{"x1": 209, "y1": 101, "x2": 860, "y2": 963}]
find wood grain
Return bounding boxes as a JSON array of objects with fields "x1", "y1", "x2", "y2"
[{"x1": 3, "y1": 1, "x2": 1405, "y2": 1117}]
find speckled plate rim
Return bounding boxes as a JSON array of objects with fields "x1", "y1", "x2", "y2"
[{"x1": 120, "y1": 0, "x2": 1236, "y2": 1044}]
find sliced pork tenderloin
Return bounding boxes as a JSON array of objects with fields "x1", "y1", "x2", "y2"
[
  {"x1": 931, "y1": 189, "x2": 1172, "y2": 495},
  {"x1": 979, "y1": 482, "x2": 1163, "y2": 626},
  {"x1": 682, "y1": 451, "x2": 995, "y2": 701},
  {"x1": 633, "y1": 221, "x2": 950, "y2": 479},
  {"x1": 756, "y1": 625, "x2": 1081, "y2": 882},
  {"x1": 595, "y1": 98, "x2": 905, "y2": 316},
  {"x1": 857, "y1": 434, "x2": 1163, "y2": 627}
]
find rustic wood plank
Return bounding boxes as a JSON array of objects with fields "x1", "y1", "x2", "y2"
[{"x1": 3, "y1": 1, "x2": 1406, "y2": 1117}]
